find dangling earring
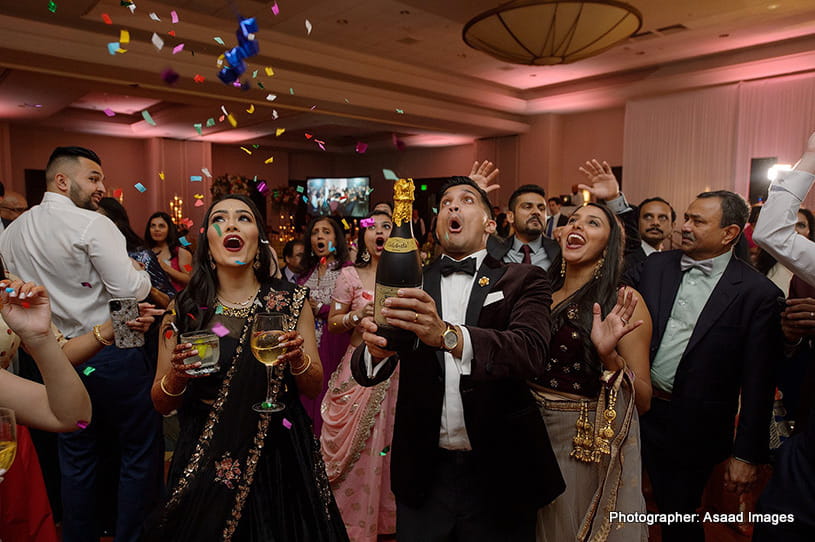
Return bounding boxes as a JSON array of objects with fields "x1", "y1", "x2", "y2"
[
  {"x1": 361, "y1": 248, "x2": 371, "y2": 263},
  {"x1": 253, "y1": 252, "x2": 261, "y2": 270},
  {"x1": 593, "y1": 249, "x2": 607, "y2": 280},
  {"x1": 560, "y1": 257, "x2": 566, "y2": 277},
  {"x1": 209, "y1": 254, "x2": 216, "y2": 270}
]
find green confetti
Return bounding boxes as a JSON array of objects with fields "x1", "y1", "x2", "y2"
[
  {"x1": 193, "y1": 123, "x2": 203, "y2": 135},
  {"x1": 257, "y1": 81, "x2": 265, "y2": 89},
  {"x1": 213, "y1": 223, "x2": 222, "y2": 236},
  {"x1": 289, "y1": 87, "x2": 294, "y2": 95},
  {"x1": 83, "y1": 366, "x2": 96, "y2": 376},
  {"x1": 395, "y1": 108, "x2": 404, "y2": 114},
  {"x1": 213, "y1": 36, "x2": 225, "y2": 46},
  {"x1": 215, "y1": 305, "x2": 224, "y2": 315},
  {"x1": 252, "y1": 69, "x2": 258, "y2": 78},
  {"x1": 382, "y1": 169, "x2": 398, "y2": 181},
  {"x1": 141, "y1": 110, "x2": 156, "y2": 126},
  {"x1": 252, "y1": 144, "x2": 260, "y2": 149},
  {"x1": 380, "y1": 445, "x2": 391, "y2": 456},
  {"x1": 48, "y1": 1, "x2": 57, "y2": 13},
  {"x1": 206, "y1": 117, "x2": 215, "y2": 127}
]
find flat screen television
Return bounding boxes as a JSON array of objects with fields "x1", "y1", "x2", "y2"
[{"x1": 306, "y1": 177, "x2": 370, "y2": 218}]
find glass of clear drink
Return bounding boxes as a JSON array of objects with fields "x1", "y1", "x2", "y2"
[{"x1": 180, "y1": 331, "x2": 221, "y2": 376}]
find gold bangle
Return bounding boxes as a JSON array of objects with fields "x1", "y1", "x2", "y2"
[
  {"x1": 290, "y1": 354, "x2": 312, "y2": 376},
  {"x1": 160, "y1": 374, "x2": 187, "y2": 397},
  {"x1": 92, "y1": 325, "x2": 114, "y2": 346}
]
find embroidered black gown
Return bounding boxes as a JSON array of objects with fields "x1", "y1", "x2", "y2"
[{"x1": 144, "y1": 280, "x2": 349, "y2": 541}]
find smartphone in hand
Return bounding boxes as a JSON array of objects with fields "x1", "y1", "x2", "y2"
[{"x1": 109, "y1": 297, "x2": 144, "y2": 348}]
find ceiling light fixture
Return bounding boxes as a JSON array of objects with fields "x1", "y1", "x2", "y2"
[{"x1": 463, "y1": 0, "x2": 642, "y2": 65}]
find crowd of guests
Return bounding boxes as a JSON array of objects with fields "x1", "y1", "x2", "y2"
[{"x1": 0, "y1": 142, "x2": 813, "y2": 542}]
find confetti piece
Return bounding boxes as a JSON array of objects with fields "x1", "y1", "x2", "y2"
[
  {"x1": 103, "y1": 108, "x2": 116, "y2": 117},
  {"x1": 193, "y1": 74, "x2": 205, "y2": 83},
  {"x1": 275, "y1": 128, "x2": 286, "y2": 137},
  {"x1": 361, "y1": 291, "x2": 373, "y2": 301},
  {"x1": 272, "y1": 109, "x2": 279, "y2": 120},
  {"x1": 265, "y1": 66, "x2": 274, "y2": 76},
  {"x1": 215, "y1": 305, "x2": 224, "y2": 315},
  {"x1": 293, "y1": 186, "x2": 303, "y2": 195},
  {"x1": 213, "y1": 223, "x2": 222, "y2": 236},
  {"x1": 111, "y1": 189, "x2": 124, "y2": 199},
  {"x1": 246, "y1": 104, "x2": 255, "y2": 114},
  {"x1": 305, "y1": 19, "x2": 313, "y2": 35},
  {"x1": 151, "y1": 33, "x2": 164, "y2": 50},
  {"x1": 134, "y1": 182, "x2": 146, "y2": 192},
  {"x1": 320, "y1": 256, "x2": 327, "y2": 266},
  {"x1": 432, "y1": 207, "x2": 438, "y2": 214},
  {"x1": 382, "y1": 169, "x2": 398, "y2": 181},
  {"x1": 355, "y1": 142, "x2": 368, "y2": 154},
  {"x1": 193, "y1": 123, "x2": 202, "y2": 135},
  {"x1": 20, "y1": 301, "x2": 30, "y2": 309},
  {"x1": 120, "y1": 30, "x2": 130, "y2": 44},
  {"x1": 161, "y1": 68, "x2": 179, "y2": 84},
  {"x1": 48, "y1": 1, "x2": 57, "y2": 13},
  {"x1": 289, "y1": 87, "x2": 295, "y2": 95},
  {"x1": 159, "y1": 171, "x2": 165, "y2": 180},
  {"x1": 360, "y1": 218, "x2": 375, "y2": 228},
  {"x1": 240, "y1": 146, "x2": 252, "y2": 155},
  {"x1": 172, "y1": 43, "x2": 184, "y2": 54},
  {"x1": 141, "y1": 110, "x2": 156, "y2": 126},
  {"x1": 164, "y1": 329, "x2": 174, "y2": 340},
  {"x1": 380, "y1": 445, "x2": 391, "y2": 456},
  {"x1": 194, "y1": 199, "x2": 204, "y2": 207},
  {"x1": 235, "y1": 260, "x2": 246, "y2": 265},
  {"x1": 302, "y1": 195, "x2": 309, "y2": 203},
  {"x1": 206, "y1": 117, "x2": 215, "y2": 127},
  {"x1": 266, "y1": 94, "x2": 277, "y2": 101},
  {"x1": 82, "y1": 366, "x2": 96, "y2": 376},
  {"x1": 212, "y1": 322, "x2": 229, "y2": 337},
  {"x1": 201, "y1": 168, "x2": 211, "y2": 178},
  {"x1": 317, "y1": 141, "x2": 326, "y2": 151},
  {"x1": 194, "y1": 193, "x2": 204, "y2": 199},
  {"x1": 81, "y1": 282, "x2": 92, "y2": 288},
  {"x1": 257, "y1": 81, "x2": 265, "y2": 89},
  {"x1": 168, "y1": 30, "x2": 177, "y2": 38},
  {"x1": 264, "y1": 156, "x2": 274, "y2": 164},
  {"x1": 4, "y1": 288, "x2": 13, "y2": 293},
  {"x1": 107, "y1": 42, "x2": 120, "y2": 55},
  {"x1": 395, "y1": 108, "x2": 405, "y2": 114},
  {"x1": 304, "y1": 133, "x2": 313, "y2": 140},
  {"x1": 271, "y1": 2, "x2": 280, "y2": 16},
  {"x1": 149, "y1": 12, "x2": 160, "y2": 21},
  {"x1": 252, "y1": 69, "x2": 258, "y2": 79},
  {"x1": 282, "y1": 418, "x2": 292, "y2": 429},
  {"x1": 190, "y1": 175, "x2": 203, "y2": 182},
  {"x1": 186, "y1": 312, "x2": 196, "y2": 320},
  {"x1": 252, "y1": 144, "x2": 260, "y2": 149},
  {"x1": 101, "y1": 13, "x2": 112, "y2": 24},
  {"x1": 179, "y1": 236, "x2": 191, "y2": 246},
  {"x1": 170, "y1": 10, "x2": 179, "y2": 23},
  {"x1": 227, "y1": 114, "x2": 237, "y2": 127},
  {"x1": 341, "y1": 219, "x2": 350, "y2": 229},
  {"x1": 76, "y1": 420, "x2": 89, "y2": 429}
]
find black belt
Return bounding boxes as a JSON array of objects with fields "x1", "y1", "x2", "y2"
[{"x1": 653, "y1": 388, "x2": 673, "y2": 401}]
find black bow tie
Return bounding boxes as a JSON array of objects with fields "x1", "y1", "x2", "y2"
[{"x1": 441, "y1": 257, "x2": 476, "y2": 277}]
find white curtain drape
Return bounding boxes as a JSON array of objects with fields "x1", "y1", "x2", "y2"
[{"x1": 624, "y1": 72, "x2": 815, "y2": 213}]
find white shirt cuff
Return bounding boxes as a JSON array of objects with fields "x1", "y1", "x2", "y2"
[
  {"x1": 363, "y1": 347, "x2": 391, "y2": 378},
  {"x1": 452, "y1": 326, "x2": 472, "y2": 375},
  {"x1": 604, "y1": 192, "x2": 631, "y2": 215},
  {"x1": 774, "y1": 170, "x2": 815, "y2": 201}
]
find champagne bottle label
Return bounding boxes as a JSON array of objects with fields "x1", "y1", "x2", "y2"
[
  {"x1": 383, "y1": 236, "x2": 417, "y2": 253},
  {"x1": 374, "y1": 284, "x2": 401, "y2": 329}
]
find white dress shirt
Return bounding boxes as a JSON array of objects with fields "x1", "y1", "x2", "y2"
[
  {"x1": 367, "y1": 249, "x2": 483, "y2": 450},
  {"x1": 503, "y1": 236, "x2": 552, "y2": 271},
  {"x1": 641, "y1": 239, "x2": 658, "y2": 256},
  {"x1": 754, "y1": 170, "x2": 815, "y2": 287},
  {"x1": 0, "y1": 192, "x2": 151, "y2": 338}
]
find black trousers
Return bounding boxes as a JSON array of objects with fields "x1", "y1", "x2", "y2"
[
  {"x1": 396, "y1": 449, "x2": 536, "y2": 542},
  {"x1": 641, "y1": 398, "x2": 714, "y2": 542}
]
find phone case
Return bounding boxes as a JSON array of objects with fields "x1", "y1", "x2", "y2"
[{"x1": 109, "y1": 298, "x2": 145, "y2": 349}]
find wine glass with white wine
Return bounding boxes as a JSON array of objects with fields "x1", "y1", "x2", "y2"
[
  {"x1": 0, "y1": 408, "x2": 17, "y2": 477},
  {"x1": 251, "y1": 312, "x2": 287, "y2": 413}
]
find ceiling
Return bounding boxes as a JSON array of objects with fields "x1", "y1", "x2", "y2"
[{"x1": 1, "y1": 0, "x2": 815, "y2": 151}]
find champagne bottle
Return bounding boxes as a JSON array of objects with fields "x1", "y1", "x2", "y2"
[{"x1": 374, "y1": 178, "x2": 423, "y2": 351}]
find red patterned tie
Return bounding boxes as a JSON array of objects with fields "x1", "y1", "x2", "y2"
[{"x1": 520, "y1": 244, "x2": 532, "y2": 265}]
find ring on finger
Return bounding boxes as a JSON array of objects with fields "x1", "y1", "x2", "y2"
[
  {"x1": 413, "y1": 312, "x2": 419, "y2": 323},
  {"x1": 621, "y1": 319, "x2": 628, "y2": 326}
]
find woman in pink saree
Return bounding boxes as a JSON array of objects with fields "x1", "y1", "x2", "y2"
[{"x1": 321, "y1": 210, "x2": 398, "y2": 541}]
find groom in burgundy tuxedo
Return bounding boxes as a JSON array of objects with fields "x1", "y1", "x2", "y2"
[{"x1": 351, "y1": 177, "x2": 564, "y2": 542}]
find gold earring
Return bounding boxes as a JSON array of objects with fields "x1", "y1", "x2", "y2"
[
  {"x1": 593, "y1": 258, "x2": 605, "y2": 280},
  {"x1": 361, "y1": 249, "x2": 371, "y2": 263},
  {"x1": 560, "y1": 257, "x2": 566, "y2": 277}
]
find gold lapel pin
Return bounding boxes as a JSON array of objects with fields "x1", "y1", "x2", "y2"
[{"x1": 478, "y1": 276, "x2": 490, "y2": 287}]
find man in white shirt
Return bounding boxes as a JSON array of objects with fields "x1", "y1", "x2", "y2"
[
  {"x1": 350, "y1": 177, "x2": 564, "y2": 541},
  {"x1": 281, "y1": 239, "x2": 306, "y2": 283},
  {"x1": 623, "y1": 197, "x2": 676, "y2": 275},
  {"x1": 0, "y1": 146, "x2": 159, "y2": 542}
]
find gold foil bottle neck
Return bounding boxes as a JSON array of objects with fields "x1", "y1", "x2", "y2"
[{"x1": 392, "y1": 178, "x2": 414, "y2": 226}]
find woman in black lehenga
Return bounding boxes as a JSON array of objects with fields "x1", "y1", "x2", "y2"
[{"x1": 145, "y1": 195, "x2": 349, "y2": 541}]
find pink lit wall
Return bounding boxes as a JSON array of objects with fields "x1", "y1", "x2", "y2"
[{"x1": 558, "y1": 108, "x2": 625, "y2": 198}]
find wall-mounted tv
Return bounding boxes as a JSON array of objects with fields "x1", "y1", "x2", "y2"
[{"x1": 306, "y1": 177, "x2": 370, "y2": 218}]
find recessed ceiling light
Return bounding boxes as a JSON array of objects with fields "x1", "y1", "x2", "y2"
[{"x1": 768, "y1": 4, "x2": 779, "y2": 10}]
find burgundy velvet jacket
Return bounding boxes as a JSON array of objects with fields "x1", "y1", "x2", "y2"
[{"x1": 351, "y1": 254, "x2": 565, "y2": 511}]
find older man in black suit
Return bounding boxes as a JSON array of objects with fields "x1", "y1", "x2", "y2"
[
  {"x1": 629, "y1": 190, "x2": 782, "y2": 542},
  {"x1": 351, "y1": 177, "x2": 564, "y2": 541}
]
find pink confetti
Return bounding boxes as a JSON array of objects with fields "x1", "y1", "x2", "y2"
[
  {"x1": 355, "y1": 142, "x2": 368, "y2": 154},
  {"x1": 271, "y1": 2, "x2": 279, "y2": 16},
  {"x1": 81, "y1": 282, "x2": 92, "y2": 288},
  {"x1": 211, "y1": 323, "x2": 229, "y2": 337},
  {"x1": 172, "y1": 43, "x2": 184, "y2": 54},
  {"x1": 361, "y1": 291, "x2": 373, "y2": 301},
  {"x1": 282, "y1": 418, "x2": 292, "y2": 429},
  {"x1": 76, "y1": 420, "x2": 89, "y2": 429},
  {"x1": 103, "y1": 108, "x2": 116, "y2": 117},
  {"x1": 360, "y1": 218, "x2": 375, "y2": 228},
  {"x1": 170, "y1": 10, "x2": 179, "y2": 23}
]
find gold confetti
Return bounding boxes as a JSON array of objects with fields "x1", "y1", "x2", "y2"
[
  {"x1": 275, "y1": 128, "x2": 285, "y2": 137},
  {"x1": 240, "y1": 146, "x2": 252, "y2": 155},
  {"x1": 246, "y1": 104, "x2": 255, "y2": 114},
  {"x1": 227, "y1": 113, "x2": 237, "y2": 127},
  {"x1": 265, "y1": 66, "x2": 274, "y2": 76},
  {"x1": 264, "y1": 156, "x2": 274, "y2": 164}
]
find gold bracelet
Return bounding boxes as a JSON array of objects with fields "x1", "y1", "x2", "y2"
[
  {"x1": 92, "y1": 325, "x2": 114, "y2": 346},
  {"x1": 290, "y1": 354, "x2": 312, "y2": 376},
  {"x1": 160, "y1": 374, "x2": 187, "y2": 397}
]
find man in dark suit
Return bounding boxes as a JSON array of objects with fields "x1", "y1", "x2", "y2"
[
  {"x1": 488, "y1": 184, "x2": 560, "y2": 271},
  {"x1": 544, "y1": 196, "x2": 568, "y2": 237},
  {"x1": 351, "y1": 177, "x2": 564, "y2": 541},
  {"x1": 629, "y1": 190, "x2": 782, "y2": 542},
  {"x1": 623, "y1": 196, "x2": 676, "y2": 275}
]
